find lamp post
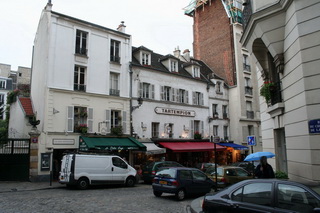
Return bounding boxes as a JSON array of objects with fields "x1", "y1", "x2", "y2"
[{"x1": 211, "y1": 136, "x2": 218, "y2": 192}]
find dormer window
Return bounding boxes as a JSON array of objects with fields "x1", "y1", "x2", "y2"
[
  {"x1": 193, "y1": 66, "x2": 200, "y2": 78},
  {"x1": 216, "y1": 82, "x2": 222, "y2": 94},
  {"x1": 170, "y1": 60, "x2": 178, "y2": 72},
  {"x1": 141, "y1": 52, "x2": 151, "y2": 65}
]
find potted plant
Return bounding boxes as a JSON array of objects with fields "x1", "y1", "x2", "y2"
[
  {"x1": 76, "y1": 124, "x2": 88, "y2": 134},
  {"x1": 194, "y1": 131, "x2": 202, "y2": 139},
  {"x1": 260, "y1": 81, "x2": 274, "y2": 104},
  {"x1": 111, "y1": 126, "x2": 123, "y2": 136}
]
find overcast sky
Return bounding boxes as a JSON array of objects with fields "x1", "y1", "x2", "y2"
[{"x1": 0, "y1": 0, "x2": 194, "y2": 70}]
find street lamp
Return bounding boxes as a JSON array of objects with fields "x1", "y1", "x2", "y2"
[{"x1": 131, "y1": 96, "x2": 143, "y2": 111}]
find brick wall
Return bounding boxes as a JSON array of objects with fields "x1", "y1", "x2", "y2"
[{"x1": 193, "y1": 0, "x2": 236, "y2": 86}]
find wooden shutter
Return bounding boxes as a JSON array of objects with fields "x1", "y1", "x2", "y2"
[
  {"x1": 67, "y1": 106, "x2": 74, "y2": 132},
  {"x1": 185, "y1": 91, "x2": 189, "y2": 104},
  {"x1": 201, "y1": 121, "x2": 204, "y2": 136},
  {"x1": 176, "y1": 89, "x2": 181, "y2": 103},
  {"x1": 160, "y1": 86, "x2": 164, "y2": 100},
  {"x1": 190, "y1": 120, "x2": 194, "y2": 138},
  {"x1": 88, "y1": 108, "x2": 93, "y2": 133},
  {"x1": 122, "y1": 111, "x2": 127, "y2": 134},
  {"x1": 106, "y1": 110, "x2": 111, "y2": 133},
  {"x1": 192, "y1": 92, "x2": 196, "y2": 105},
  {"x1": 151, "y1": 84, "x2": 155, "y2": 99},
  {"x1": 139, "y1": 82, "x2": 143, "y2": 97},
  {"x1": 171, "y1": 88, "x2": 175, "y2": 102}
]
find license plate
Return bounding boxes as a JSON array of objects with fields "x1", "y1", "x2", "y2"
[{"x1": 159, "y1": 180, "x2": 167, "y2": 185}]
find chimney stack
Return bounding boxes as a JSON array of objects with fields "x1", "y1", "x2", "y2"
[
  {"x1": 45, "y1": 0, "x2": 53, "y2": 11},
  {"x1": 173, "y1": 46, "x2": 181, "y2": 58},
  {"x1": 183, "y1": 49, "x2": 190, "y2": 62},
  {"x1": 117, "y1": 21, "x2": 126, "y2": 33}
]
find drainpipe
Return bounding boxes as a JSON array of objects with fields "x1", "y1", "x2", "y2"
[{"x1": 129, "y1": 63, "x2": 133, "y2": 136}]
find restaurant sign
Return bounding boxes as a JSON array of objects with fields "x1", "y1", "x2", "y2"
[{"x1": 155, "y1": 107, "x2": 196, "y2": 117}]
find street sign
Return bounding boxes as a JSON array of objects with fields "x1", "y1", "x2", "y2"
[
  {"x1": 247, "y1": 136, "x2": 256, "y2": 146},
  {"x1": 309, "y1": 119, "x2": 320, "y2": 134}
]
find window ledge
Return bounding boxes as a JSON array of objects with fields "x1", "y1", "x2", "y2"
[
  {"x1": 110, "y1": 61, "x2": 121, "y2": 66},
  {"x1": 243, "y1": 71, "x2": 251, "y2": 75},
  {"x1": 266, "y1": 102, "x2": 284, "y2": 118},
  {"x1": 216, "y1": 91, "x2": 223, "y2": 95}
]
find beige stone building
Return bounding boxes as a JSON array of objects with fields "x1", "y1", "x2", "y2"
[{"x1": 241, "y1": 0, "x2": 320, "y2": 185}]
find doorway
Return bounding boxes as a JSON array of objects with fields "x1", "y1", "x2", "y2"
[{"x1": 274, "y1": 128, "x2": 288, "y2": 173}]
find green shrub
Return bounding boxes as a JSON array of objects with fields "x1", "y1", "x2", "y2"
[{"x1": 275, "y1": 171, "x2": 288, "y2": 179}]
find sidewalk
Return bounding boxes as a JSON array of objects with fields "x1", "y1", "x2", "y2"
[{"x1": 0, "y1": 181, "x2": 63, "y2": 193}]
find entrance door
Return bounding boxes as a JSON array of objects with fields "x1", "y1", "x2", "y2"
[{"x1": 274, "y1": 128, "x2": 288, "y2": 173}]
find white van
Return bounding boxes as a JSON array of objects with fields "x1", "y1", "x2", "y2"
[{"x1": 59, "y1": 154, "x2": 137, "y2": 189}]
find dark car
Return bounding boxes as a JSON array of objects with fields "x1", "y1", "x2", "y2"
[
  {"x1": 142, "y1": 161, "x2": 183, "y2": 183},
  {"x1": 229, "y1": 161, "x2": 259, "y2": 174},
  {"x1": 205, "y1": 166, "x2": 253, "y2": 188},
  {"x1": 152, "y1": 167, "x2": 214, "y2": 201},
  {"x1": 202, "y1": 179, "x2": 320, "y2": 213}
]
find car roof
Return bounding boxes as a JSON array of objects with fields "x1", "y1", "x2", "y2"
[
  {"x1": 160, "y1": 167, "x2": 198, "y2": 171},
  {"x1": 218, "y1": 166, "x2": 246, "y2": 169}
]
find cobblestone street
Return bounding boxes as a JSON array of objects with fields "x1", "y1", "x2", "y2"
[{"x1": 0, "y1": 183, "x2": 193, "y2": 213}]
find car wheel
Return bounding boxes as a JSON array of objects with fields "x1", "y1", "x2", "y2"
[
  {"x1": 175, "y1": 189, "x2": 186, "y2": 201},
  {"x1": 126, "y1": 177, "x2": 136, "y2": 187},
  {"x1": 77, "y1": 177, "x2": 89, "y2": 190},
  {"x1": 153, "y1": 190, "x2": 162, "y2": 197}
]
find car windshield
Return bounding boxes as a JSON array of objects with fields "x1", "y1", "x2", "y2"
[{"x1": 155, "y1": 168, "x2": 177, "y2": 178}]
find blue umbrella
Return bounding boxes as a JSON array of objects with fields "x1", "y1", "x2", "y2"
[{"x1": 244, "y1": 151, "x2": 275, "y2": 161}]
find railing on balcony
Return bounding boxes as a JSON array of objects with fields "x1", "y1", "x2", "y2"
[
  {"x1": 109, "y1": 89, "x2": 120, "y2": 96},
  {"x1": 223, "y1": 113, "x2": 228, "y2": 119},
  {"x1": 246, "y1": 110, "x2": 254, "y2": 119},
  {"x1": 110, "y1": 55, "x2": 121, "y2": 63},
  {"x1": 74, "y1": 84, "x2": 86, "y2": 92},
  {"x1": 242, "y1": 0, "x2": 252, "y2": 30},
  {"x1": 75, "y1": 46, "x2": 87, "y2": 56},
  {"x1": 270, "y1": 81, "x2": 282, "y2": 105},
  {"x1": 243, "y1": 64, "x2": 251, "y2": 72},
  {"x1": 245, "y1": 86, "x2": 253, "y2": 95}
]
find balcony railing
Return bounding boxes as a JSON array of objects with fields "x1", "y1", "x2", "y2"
[
  {"x1": 110, "y1": 89, "x2": 120, "y2": 96},
  {"x1": 75, "y1": 46, "x2": 88, "y2": 56},
  {"x1": 74, "y1": 84, "x2": 86, "y2": 92},
  {"x1": 246, "y1": 110, "x2": 254, "y2": 119},
  {"x1": 245, "y1": 86, "x2": 253, "y2": 95},
  {"x1": 223, "y1": 113, "x2": 228, "y2": 119},
  {"x1": 110, "y1": 55, "x2": 121, "y2": 63},
  {"x1": 243, "y1": 64, "x2": 251, "y2": 72},
  {"x1": 242, "y1": 0, "x2": 252, "y2": 30},
  {"x1": 270, "y1": 81, "x2": 282, "y2": 105}
]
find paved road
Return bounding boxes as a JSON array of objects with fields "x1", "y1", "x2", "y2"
[{"x1": 0, "y1": 183, "x2": 194, "y2": 213}]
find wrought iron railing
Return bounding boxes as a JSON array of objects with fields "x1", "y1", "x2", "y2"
[
  {"x1": 246, "y1": 110, "x2": 254, "y2": 119},
  {"x1": 110, "y1": 55, "x2": 121, "y2": 63},
  {"x1": 75, "y1": 46, "x2": 87, "y2": 55},
  {"x1": 242, "y1": 0, "x2": 252, "y2": 30},
  {"x1": 74, "y1": 84, "x2": 86, "y2": 92},
  {"x1": 245, "y1": 86, "x2": 253, "y2": 95},
  {"x1": 270, "y1": 81, "x2": 282, "y2": 105},
  {"x1": 110, "y1": 89, "x2": 120, "y2": 96},
  {"x1": 243, "y1": 64, "x2": 251, "y2": 72}
]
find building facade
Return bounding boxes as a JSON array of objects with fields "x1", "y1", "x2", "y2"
[
  {"x1": 241, "y1": 0, "x2": 320, "y2": 184},
  {"x1": 185, "y1": 0, "x2": 261, "y2": 152}
]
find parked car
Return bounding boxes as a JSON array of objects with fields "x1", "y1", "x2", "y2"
[
  {"x1": 59, "y1": 154, "x2": 137, "y2": 189},
  {"x1": 202, "y1": 179, "x2": 320, "y2": 213},
  {"x1": 229, "y1": 161, "x2": 259, "y2": 174},
  {"x1": 142, "y1": 161, "x2": 183, "y2": 183},
  {"x1": 152, "y1": 167, "x2": 214, "y2": 201},
  {"x1": 196, "y1": 163, "x2": 218, "y2": 172},
  {"x1": 205, "y1": 166, "x2": 253, "y2": 188}
]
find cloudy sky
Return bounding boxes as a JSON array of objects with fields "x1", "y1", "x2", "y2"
[{"x1": 0, "y1": 0, "x2": 194, "y2": 70}]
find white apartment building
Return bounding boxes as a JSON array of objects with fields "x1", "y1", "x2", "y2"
[
  {"x1": 11, "y1": 3, "x2": 142, "y2": 180},
  {"x1": 241, "y1": 0, "x2": 320, "y2": 184}
]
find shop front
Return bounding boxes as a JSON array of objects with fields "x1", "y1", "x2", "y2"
[{"x1": 217, "y1": 142, "x2": 249, "y2": 164}]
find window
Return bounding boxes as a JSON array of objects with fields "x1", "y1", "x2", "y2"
[
  {"x1": 74, "y1": 106, "x2": 88, "y2": 133},
  {"x1": 170, "y1": 60, "x2": 178, "y2": 72},
  {"x1": 193, "y1": 92, "x2": 203, "y2": 105},
  {"x1": 246, "y1": 101, "x2": 254, "y2": 119},
  {"x1": 74, "y1": 66, "x2": 86, "y2": 92},
  {"x1": 0, "y1": 94, "x2": 4, "y2": 104},
  {"x1": 192, "y1": 66, "x2": 200, "y2": 78},
  {"x1": 245, "y1": 77, "x2": 253, "y2": 95},
  {"x1": 248, "y1": 125, "x2": 254, "y2": 136},
  {"x1": 139, "y1": 83, "x2": 154, "y2": 99},
  {"x1": 179, "y1": 170, "x2": 192, "y2": 180},
  {"x1": 142, "y1": 52, "x2": 150, "y2": 65},
  {"x1": 243, "y1": 54, "x2": 251, "y2": 72},
  {"x1": 194, "y1": 120, "x2": 200, "y2": 133},
  {"x1": 178, "y1": 89, "x2": 188, "y2": 104},
  {"x1": 223, "y1": 126, "x2": 228, "y2": 140},
  {"x1": 110, "y1": 39, "x2": 120, "y2": 63},
  {"x1": 75, "y1": 29, "x2": 88, "y2": 55},
  {"x1": 222, "y1": 105, "x2": 228, "y2": 118},
  {"x1": 213, "y1": 125, "x2": 218, "y2": 136},
  {"x1": 192, "y1": 170, "x2": 206, "y2": 181},
  {"x1": 110, "y1": 73, "x2": 119, "y2": 96},
  {"x1": 216, "y1": 82, "x2": 222, "y2": 93},
  {"x1": 151, "y1": 122, "x2": 159, "y2": 138},
  {"x1": 162, "y1": 86, "x2": 172, "y2": 101},
  {"x1": 212, "y1": 104, "x2": 218, "y2": 117},
  {"x1": 0, "y1": 80, "x2": 6, "y2": 89},
  {"x1": 112, "y1": 157, "x2": 127, "y2": 169},
  {"x1": 165, "y1": 123, "x2": 174, "y2": 138},
  {"x1": 111, "y1": 110, "x2": 121, "y2": 128}
]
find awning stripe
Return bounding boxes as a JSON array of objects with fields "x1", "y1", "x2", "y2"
[
  {"x1": 217, "y1": 142, "x2": 248, "y2": 150},
  {"x1": 159, "y1": 142, "x2": 226, "y2": 152}
]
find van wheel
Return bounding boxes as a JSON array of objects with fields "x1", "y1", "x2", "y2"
[
  {"x1": 77, "y1": 178, "x2": 89, "y2": 190},
  {"x1": 175, "y1": 189, "x2": 186, "y2": 201},
  {"x1": 153, "y1": 190, "x2": 162, "y2": 197},
  {"x1": 126, "y1": 177, "x2": 136, "y2": 187}
]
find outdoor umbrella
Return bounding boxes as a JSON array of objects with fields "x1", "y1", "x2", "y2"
[{"x1": 244, "y1": 151, "x2": 275, "y2": 161}]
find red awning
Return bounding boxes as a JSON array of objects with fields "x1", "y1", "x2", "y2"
[{"x1": 159, "y1": 142, "x2": 226, "y2": 152}]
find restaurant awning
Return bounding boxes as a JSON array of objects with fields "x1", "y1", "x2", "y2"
[
  {"x1": 217, "y1": 142, "x2": 249, "y2": 150},
  {"x1": 159, "y1": 142, "x2": 226, "y2": 152},
  {"x1": 79, "y1": 136, "x2": 146, "y2": 152},
  {"x1": 142, "y1": 143, "x2": 166, "y2": 155}
]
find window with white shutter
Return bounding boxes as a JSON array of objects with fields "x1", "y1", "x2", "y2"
[
  {"x1": 122, "y1": 111, "x2": 127, "y2": 134},
  {"x1": 105, "y1": 110, "x2": 111, "y2": 133},
  {"x1": 88, "y1": 108, "x2": 93, "y2": 133},
  {"x1": 67, "y1": 106, "x2": 74, "y2": 132}
]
